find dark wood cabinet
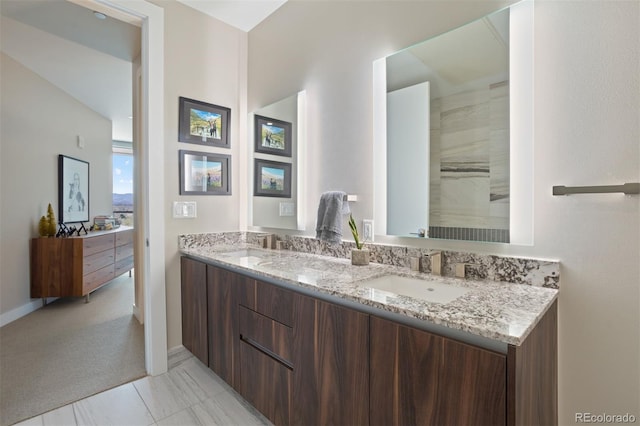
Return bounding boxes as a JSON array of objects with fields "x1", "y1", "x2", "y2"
[
  {"x1": 237, "y1": 278, "x2": 295, "y2": 425},
  {"x1": 239, "y1": 340, "x2": 292, "y2": 425},
  {"x1": 206, "y1": 265, "x2": 238, "y2": 388},
  {"x1": 370, "y1": 316, "x2": 442, "y2": 426},
  {"x1": 371, "y1": 316, "x2": 506, "y2": 426},
  {"x1": 180, "y1": 256, "x2": 557, "y2": 426},
  {"x1": 292, "y1": 294, "x2": 370, "y2": 426},
  {"x1": 438, "y1": 338, "x2": 506, "y2": 425},
  {"x1": 180, "y1": 257, "x2": 208, "y2": 365}
]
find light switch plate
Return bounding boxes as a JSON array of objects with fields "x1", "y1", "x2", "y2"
[
  {"x1": 173, "y1": 201, "x2": 197, "y2": 218},
  {"x1": 279, "y1": 202, "x2": 295, "y2": 217}
]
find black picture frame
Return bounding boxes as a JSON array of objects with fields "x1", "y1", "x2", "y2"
[
  {"x1": 254, "y1": 159, "x2": 292, "y2": 198},
  {"x1": 58, "y1": 155, "x2": 90, "y2": 224},
  {"x1": 179, "y1": 150, "x2": 231, "y2": 195},
  {"x1": 178, "y1": 97, "x2": 230, "y2": 148},
  {"x1": 254, "y1": 114, "x2": 292, "y2": 157}
]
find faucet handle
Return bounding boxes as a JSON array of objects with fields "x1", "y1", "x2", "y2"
[
  {"x1": 428, "y1": 251, "x2": 442, "y2": 276},
  {"x1": 409, "y1": 256, "x2": 421, "y2": 271},
  {"x1": 455, "y1": 262, "x2": 479, "y2": 278}
]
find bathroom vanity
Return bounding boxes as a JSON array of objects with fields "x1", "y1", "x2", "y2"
[{"x1": 180, "y1": 242, "x2": 557, "y2": 426}]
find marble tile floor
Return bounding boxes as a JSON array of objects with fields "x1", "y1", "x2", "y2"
[{"x1": 14, "y1": 347, "x2": 272, "y2": 426}]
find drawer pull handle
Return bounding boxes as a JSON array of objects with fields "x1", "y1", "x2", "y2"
[{"x1": 240, "y1": 335, "x2": 293, "y2": 370}]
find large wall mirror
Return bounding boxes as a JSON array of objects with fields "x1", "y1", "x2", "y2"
[
  {"x1": 249, "y1": 91, "x2": 307, "y2": 231},
  {"x1": 373, "y1": 0, "x2": 533, "y2": 245}
]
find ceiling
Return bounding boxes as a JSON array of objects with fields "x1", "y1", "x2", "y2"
[{"x1": 0, "y1": 0, "x2": 286, "y2": 142}]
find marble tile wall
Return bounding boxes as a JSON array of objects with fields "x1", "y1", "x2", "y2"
[
  {"x1": 430, "y1": 81, "x2": 510, "y2": 242},
  {"x1": 179, "y1": 232, "x2": 560, "y2": 289}
]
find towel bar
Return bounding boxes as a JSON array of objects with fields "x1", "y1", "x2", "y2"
[
  {"x1": 345, "y1": 194, "x2": 358, "y2": 202},
  {"x1": 552, "y1": 182, "x2": 639, "y2": 196}
]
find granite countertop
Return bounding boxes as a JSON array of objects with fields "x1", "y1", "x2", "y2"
[{"x1": 181, "y1": 244, "x2": 558, "y2": 346}]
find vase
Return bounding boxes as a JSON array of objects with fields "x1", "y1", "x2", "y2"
[{"x1": 351, "y1": 248, "x2": 370, "y2": 266}]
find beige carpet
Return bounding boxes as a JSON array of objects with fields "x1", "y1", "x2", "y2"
[{"x1": 0, "y1": 274, "x2": 146, "y2": 426}]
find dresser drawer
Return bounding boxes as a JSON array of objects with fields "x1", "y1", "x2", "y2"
[
  {"x1": 83, "y1": 234, "x2": 115, "y2": 256},
  {"x1": 83, "y1": 249, "x2": 115, "y2": 275},
  {"x1": 239, "y1": 305, "x2": 293, "y2": 366},
  {"x1": 115, "y1": 256, "x2": 133, "y2": 276},
  {"x1": 116, "y1": 229, "x2": 134, "y2": 247},
  {"x1": 115, "y1": 243, "x2": 133, "y2": 261},
  {"x1": 83, "y1": 264, "x2": 115, "y2": 294}
]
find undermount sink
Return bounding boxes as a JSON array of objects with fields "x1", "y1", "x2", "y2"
[
  {"x1": 359, "y1": 275, "x2": 469, "y2": 304},
  {"x1": 220, "y1": 248, "x2": 270, "y2": 258},
  {"x1": 219, "y1": 248, "x2": 274, "y2": 267}
]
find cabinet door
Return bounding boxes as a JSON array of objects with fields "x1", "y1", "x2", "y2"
[
  {"x1": 180, "y1": 257, "x2": 208, "y2": 365},
  {"x1": 206, "y1": 265, "x2": 238, "y2": 388},
  {"x1": 292, "y1": 294, "x2": 369, "y2": 426},
  {"x1": 370, "y1": 316, "x2": 442, "y2": 426},
  {"x1": 437, "y1": 339, "x2": 506, "y2": 426}
]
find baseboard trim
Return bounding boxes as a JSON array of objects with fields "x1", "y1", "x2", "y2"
[
  {"x1": 132, "y1": 304, "x2": 143, "y2": 325},
  {"x1": 0, "y1": 297, "x2": 57, "y2": 327}
]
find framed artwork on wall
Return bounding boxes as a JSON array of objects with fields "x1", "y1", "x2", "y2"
[
  {"x1": 179, "y1": 150, "x2": 231, "y2": 195},
  {"x1": 58, "y1": 155, "x2": 90, "y2": 224},
  {"x1": 178, "y1": 97, "x2": 231, "y2": 148},
  {"x1": 254, "y1": 115, "x2": 292, "y2": 157},
  {"x1": 254, "y1": 159, "x2": 292, "y2": 198}
]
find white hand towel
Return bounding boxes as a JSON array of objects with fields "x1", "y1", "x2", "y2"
[{"x1": 315, "y1": 191, "x2": 350, "y2": 244}]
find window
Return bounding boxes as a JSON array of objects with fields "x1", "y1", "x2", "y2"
[{"x1": 113, "y1": 145, "x2": 134, "y2": 226}]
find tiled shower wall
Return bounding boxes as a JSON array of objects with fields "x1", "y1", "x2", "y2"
[{"x1": 430, "y1": 81, "x2": 510, "y2": 242}]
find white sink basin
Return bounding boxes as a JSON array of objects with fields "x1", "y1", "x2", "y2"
[{"x1": 360, "y1": 275, "x2": 469, "y2": 304}]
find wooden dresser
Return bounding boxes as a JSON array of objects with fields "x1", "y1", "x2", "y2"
[{"x1": 30, "y1": 226, "x2": 134, "y2": 301}]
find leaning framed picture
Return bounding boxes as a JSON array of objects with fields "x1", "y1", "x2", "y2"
[
  {"x1": 254, "y1": 115, "x2": 292, "y2": 157},
  {"x1": 178, "y1": 97, "x2": 230, "y2": 148},
  {"x1": 58, "y1": 155, "x2": 90, "y2": 224},
  {"x1": 179, "y1": 150, "x2": 231, "y2": 195},
  {"x1": 254, "y1": 159, "x2": 292, "y2": 198}
]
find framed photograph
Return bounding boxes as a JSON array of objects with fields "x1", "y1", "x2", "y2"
[
  {"x1": 254, "y1": 159, "x2": 292, "y2": 198},
  {"x1": 58, "y1": 155, "x2": 90, "y2": 224},
  {"x1": 179, "y1": 150, "x2": 231, "y2": 195},
  {"x1": 178, "y1": 97, "x2": 230, "y2": 148},
  {"x1": 254, "y1": 115, "x2": 292, "y2": 157}
]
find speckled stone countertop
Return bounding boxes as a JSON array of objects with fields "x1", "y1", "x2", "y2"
[{"x1": 180, "y1": 244, "x2": 558, "y2": 347}]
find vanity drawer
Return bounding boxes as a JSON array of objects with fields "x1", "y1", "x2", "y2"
[
  {"x1": 239, "y1": 305, "x2": 292, "y2": 366},
  {"x1": 239, "y1": 340, "x2": 292, "y2": 426},
  {"x1": 238, "y1": 279, "x2": 294, "y2": 327}
]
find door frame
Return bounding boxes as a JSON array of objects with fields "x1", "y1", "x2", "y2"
[{"x1": 91, "y1": 0, "x2": 168, "y2": 376}]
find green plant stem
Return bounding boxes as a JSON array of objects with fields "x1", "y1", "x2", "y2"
[{"x1": 348, "y1": 214, "x2": 363, "y2": 250}]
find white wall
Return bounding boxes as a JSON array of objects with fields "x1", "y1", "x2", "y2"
[
  {"x1": 248, "y1": 0, "x2": 639, "y2": 422},
  {"x1": 0, "y1": 53, "x2": 113, "y2": 321},
  {"x1": 149, "y1": 0, "x2": 247, "y2": 349}
]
